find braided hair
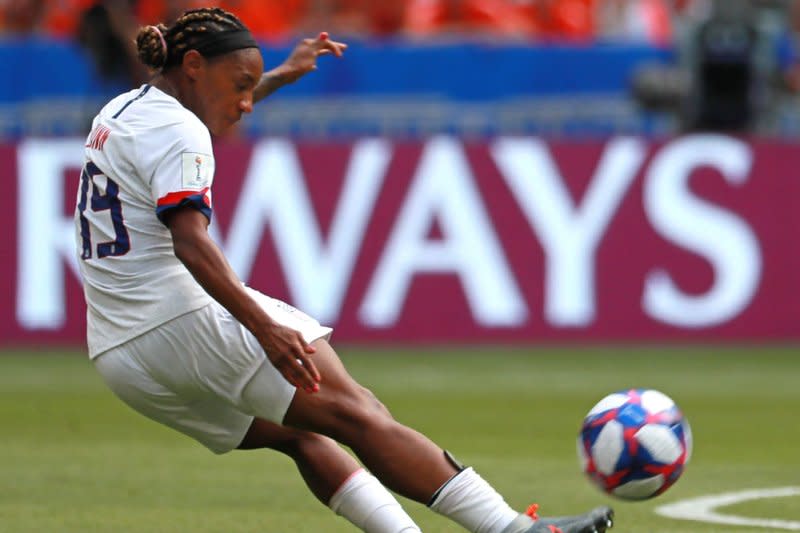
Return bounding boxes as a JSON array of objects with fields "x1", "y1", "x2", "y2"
[{"x1": 136, "y1": 7, "x2": 249, "y2": 71}]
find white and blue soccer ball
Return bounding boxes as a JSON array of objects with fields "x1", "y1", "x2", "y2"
[{"x1": 577, "y1": 388, "x2": 692, "y2": 500}]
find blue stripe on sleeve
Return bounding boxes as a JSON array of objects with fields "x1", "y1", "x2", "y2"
[{"x1": 156, "y1": 194, "x2": 213, "y2": 225}]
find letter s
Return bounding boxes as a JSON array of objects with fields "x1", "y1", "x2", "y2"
[{"x1": 643, "y1": 135, "x2": 761, "y2": 328}]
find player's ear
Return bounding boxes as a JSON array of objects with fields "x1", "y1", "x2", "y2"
[{"x1": 182, "y1": 50, "x2": 206, "y2": 81}]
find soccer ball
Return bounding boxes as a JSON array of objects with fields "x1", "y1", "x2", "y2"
[{"x1": 577, "y1": 388, "x2": 692, "y2": 500}]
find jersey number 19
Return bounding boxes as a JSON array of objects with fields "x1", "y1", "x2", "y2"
[{"x1": 77, "y1": 161, "x2": 131, "y2": 260}]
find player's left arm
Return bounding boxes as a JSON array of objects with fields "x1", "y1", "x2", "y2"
[{"x1": 253, "y1": 32, "x2": 347, "y2": 103}]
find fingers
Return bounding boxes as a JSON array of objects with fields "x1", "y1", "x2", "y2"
[
  {"x1": 282, "y1": 336, "x2": 321, "y2": 394},
  {"x1": 314, "y1": 31, "x2": 347, "y2": 57},
  {"x1": 279, "y1": 358, "x2": 318, "y2": 393},
  {"x1": 295, "y1": 343, "x2": 321, "y2": 384}
]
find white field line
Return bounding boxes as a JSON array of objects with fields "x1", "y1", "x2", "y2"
[{"x1": 655, "y1": 487, "x2": 800, "y2": 530}]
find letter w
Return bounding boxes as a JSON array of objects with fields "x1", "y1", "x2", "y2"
[{"x1": 224, "y1": 139, "x2": 391, "y2": 323}]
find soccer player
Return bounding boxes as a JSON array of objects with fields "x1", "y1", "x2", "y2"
[{"x1": 75, "y1": 7, "x2": 613, "y2": 533}]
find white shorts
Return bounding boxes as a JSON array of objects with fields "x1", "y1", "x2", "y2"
[{"x1": 93, "y1": 288, "x2": 332, "y2": 454}]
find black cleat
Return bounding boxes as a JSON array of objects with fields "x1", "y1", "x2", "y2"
[{"x1": 502, "y1": 504, "x2": 614, "y2": 533}]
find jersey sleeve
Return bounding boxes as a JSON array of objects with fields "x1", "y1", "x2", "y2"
[{"x1": 148, "y1": 121, "x2": 216, "y2": 225}]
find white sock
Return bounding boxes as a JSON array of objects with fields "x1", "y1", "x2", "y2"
[
  {"x1": 329, "y1": 469, "x2": 421, "y2": 533},
  {"x1": 429, "y1": 467, "x2": 532, "y2": 533}
]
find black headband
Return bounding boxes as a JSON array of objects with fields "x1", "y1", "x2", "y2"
[{"x1": 193, "y1": 29, "x2": 259, "y2": 58}]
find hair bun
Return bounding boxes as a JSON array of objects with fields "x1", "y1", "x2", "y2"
[{"x1": 136, "y1": 24, "x2": 169, "y2": 70}]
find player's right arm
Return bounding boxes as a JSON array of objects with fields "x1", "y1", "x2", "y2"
[{"x1": 163, "y1": 195, "x2": 321, "y2": 393}]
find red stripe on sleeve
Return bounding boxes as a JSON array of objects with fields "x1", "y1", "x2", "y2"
[{"x1": 157, "y1": 187, "x2": 211, "y2": 207}]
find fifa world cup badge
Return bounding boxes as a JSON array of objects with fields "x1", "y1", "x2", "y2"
[{"x1": 181, "y1": 152, "x2": 214, "y2": 189}]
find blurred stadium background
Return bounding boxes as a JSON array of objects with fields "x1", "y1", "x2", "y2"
[{"x1": 1, "y1": 1, "x2": 799, "y2": 532}]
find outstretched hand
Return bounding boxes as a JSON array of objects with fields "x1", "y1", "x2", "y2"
[
  {"x1": 253, "y1": 32, "x2": 347, "y2": 103},
  {"x1": 280, "y1": 32, "x2": 348, "y2": 84}
]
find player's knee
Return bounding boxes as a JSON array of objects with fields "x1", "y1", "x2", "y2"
[
  {"x1": 359, "y1": 385, "x2": 393, "y2": 418},
  {"x1": 327, "y1": 386, "x2": 395, "y2": 438},
  {"x1": 352, "y1": 385, "x2": 393, "y2": 424}
]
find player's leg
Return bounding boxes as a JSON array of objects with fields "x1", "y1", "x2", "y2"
[
  {"x1": 237, "y1": 417, "x2": 421, "y2": 532},
  {"x1": 279, "y1": 339, "x2": 613, "y2": 533},
  {"x1": 277, "y1": 339, "x2": 520, "y2": 532},
  {"x1": 280, "y1": 339, "x2": 455, "y2": 501}
]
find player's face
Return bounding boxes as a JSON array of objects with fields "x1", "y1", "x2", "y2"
[{"x1": 196, "y1": 48, "x2": 263, "y2": 135}]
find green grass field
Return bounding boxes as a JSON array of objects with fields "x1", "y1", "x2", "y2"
[{"x1": 1, "y1": 346, "x2": 798, "y2": 533}]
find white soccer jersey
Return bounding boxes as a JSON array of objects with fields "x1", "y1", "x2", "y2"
[{"x1": 75, "y1": 84, "x2": 216, "y2": 357}]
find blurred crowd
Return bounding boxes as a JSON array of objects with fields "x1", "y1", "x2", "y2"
[
  {"x1": 2, "y1": 0, "x2": 800, "y2": 136},
  {"x1": 0, "y1": 0, "x2": 732, "y2": 46}
]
